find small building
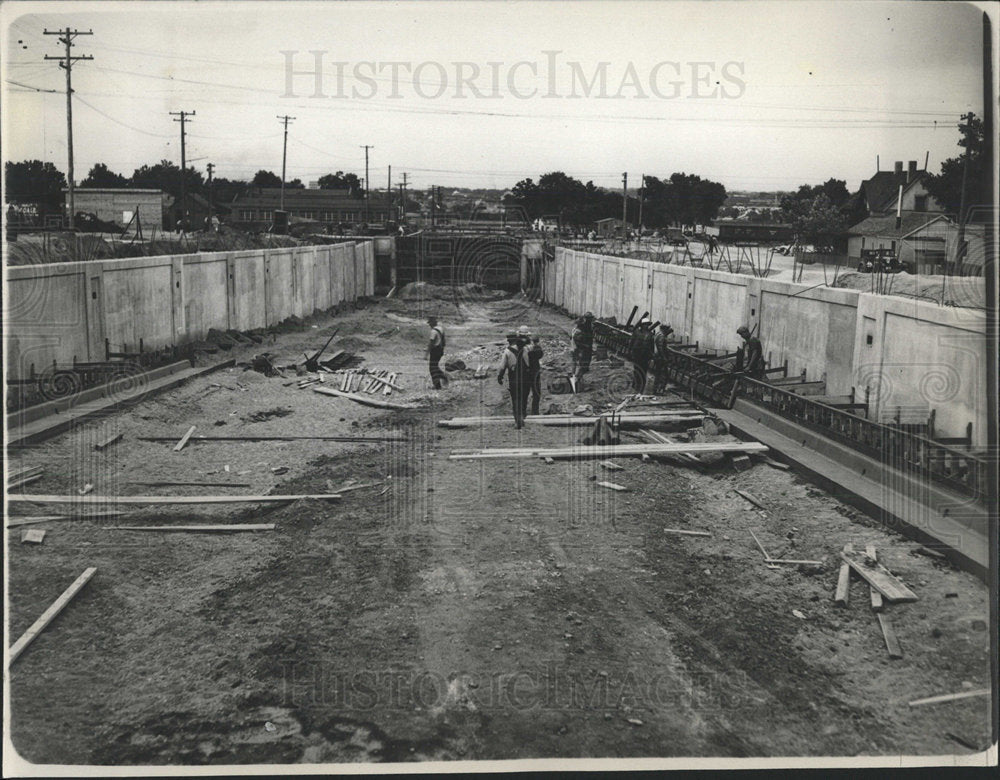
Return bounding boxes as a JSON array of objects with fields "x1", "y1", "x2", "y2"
[
  {"x1": 230, "y1": 187, "x2": 391, "y2": 230},
  {"x1": 846, "y1": 212, "x2": 948, "y2": 271},
  {"x1": 595, "y1": 217, "x2": 625, "y2": 237},
  {"x1": 166, "y1": 193, "x2": 231, "y2": 231},
  {"x1": 854, "y1": 160, "x2": 943, "y2": 217},
  {"x1": 715, "y1": 220, "x2": 793, "y2": 243},
  {"x1": 64, "y1": 187, "x2": 168, "y2": 231}
]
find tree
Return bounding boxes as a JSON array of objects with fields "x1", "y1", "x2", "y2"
[
  {"x1": 924, "y1": 112, "x2": 986, "y2": 218},
  {"x1": 130, "y1": 160, "x2": 204, "y2": 198},
  {"x1": 793, "y1": 193, "x2": 847, "y2": 248},
  {"x1": 286, "y1": 178, "x2": 306, "y2": 189},
  {"x1": 251, "y1": 169, "x2": 282, "y2": 187},
  {"x1": 81, "y1": 163, "x2": 128, "y2": 188},
  {"x1": 643, "y1": 173, "x2": 727, "y2": 229},
  {"x1": 209, "y1": 176, "x2": 248, "y2": 205},
  {"x1": 4, "y1": 160, "x2": 66, "y2": 207},
  {"x1": 318, "y1": 171, "x2": 362, "y2": 192}
]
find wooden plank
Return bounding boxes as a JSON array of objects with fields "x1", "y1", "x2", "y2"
[
  {"x1": 125, "y1": 481, "x2": 254, "y2": 488},
  {"x1": 748, "y1": 528, "x2": 773, "y2": 560},
  {"x1": 599, "y1": 460, "x2": 623, "y2": 471},
  {"x1": 106, "y1": 524, "x2": 275, "y2": 532},
  {"x1": 908, "y1": 689, "x2": 991, "y2": 707},
  {"x1": 596, "y1": 481, "x2": 627, "y2": 491},
  {"x1": 95, "y1": 432, "x2": 124, "y2": 451},
  {"x1": 733, "y1": 488, "x2": 767, "y2": 510},
  {"x1": 8, "y1": 473, "x2": 43, "y2": 490},
  {"x1": 139, "y1": 434, "x2": 406, "y2": 443},
  {"x1": 6, "y1": 512, "x2": 127, "y2": 528},
  {"x1": 876, "y1": 613, "x2": 904, "y2": 659},
  {"x1": 438, "y1": 412, "x2": 703, "y2": 428},
  {"x1": 173, "y1": 425, "x2": 197, "y2": 452},
  {"x1": 313, "y1": 386, "x2": 414, "y2": 411},
  {"x1": 8, "y1": 465, "x2": 44, "y2": 482},
  {"x1": 21, "y1": 529, "x2": 46, "y2": 544},
  {"x1": 10, "y1": 494, "x2": 341, "y2": 506},
  {"x1": 663, "y1": 528, "x2": 711, "y2": 537},
  {"x1": 834, "y1": 543, "x2": 853, "y2": 607},
  {"x1": 867, "y1": 544, "x2": 884, "y2": 612},
  {"x1": 840, "y1": 549, "x2": 918, "y2": 603},
  {"x1": 328, "y1": 481, "x2": 384, "y2": 494},
  {"x1": 449, "y1": 442, "x2": 768, "y2": 461},
  {"x1": 367, "y1": 374, "x2": 404, "y2": 392},
  {"x1": 9, "y1": 567, "x2": 97, "y2": 664},
  {"x1": 640, "y1": 429, "x2": 702, "y2": 464},
  {"x1": 766, "y1": 558, "x2": 825, "y2": 566}
]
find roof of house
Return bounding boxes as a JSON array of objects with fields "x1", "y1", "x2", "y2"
[
  {"x1": 715, "y1": 220, "x2": 793, "y2": 229},
  {"x1": 64, "y1": 187, "x2": 165, "y2": 195},
  {"x1": 168, "y1": 192, "x2": 231, "y2": 214},
  {"x1": 860, "y1": 169, "x2": 934, "y2": 213},
  {"x1": 232, "y1": 187, "x2": 388, "y2": 208},
  {"x1": 847, "y1": 211, "x2": 943, "y2": 238}
]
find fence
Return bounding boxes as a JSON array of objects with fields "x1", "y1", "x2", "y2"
[{"x1": 5, "y1": 241, "x2": 374, "y2": 382}]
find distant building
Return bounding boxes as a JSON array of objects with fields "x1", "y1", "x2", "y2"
[
  {"x1": 230, "y1": 187, "x2": 391, "y2": 229},
  {"x1": 64, "y1": 187, "x2": 168, "y2": 231},
  {"x1": 595, "y1": 217, "x2": 625, "y2": 237},
  {"x1": 166, "y1": 192, "x2": 231, "y2": 231},
  {"x1": 855, "y1": 160, "x2": 943, "y2": 217},
  {"x1": 715, "y1": 220, "x2": 793, "y2": 243},
  {"x1": 848, "y1": 213, "x2": 986, "y2": 275}
]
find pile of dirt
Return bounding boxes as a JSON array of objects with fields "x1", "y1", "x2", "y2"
[{"x1": 832, "y1": 272, "x2": 985, "y2": 309}]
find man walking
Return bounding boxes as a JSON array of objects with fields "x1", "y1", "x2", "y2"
[
  {"x1": 426, "y1": 316, "x2": 447, "y2": 389},
  {"x1": 498, "y1": 332, "x2": 530, "y2": 428},
  {"x1": 630, "y1": 318, "x2": 656, "y2": 392},
  {"x1": 651, "y1": 323, "x2": 674, "y2": 393},
  {"x1": 570, "y1": 312, "x2": 594, "y2": 393}
]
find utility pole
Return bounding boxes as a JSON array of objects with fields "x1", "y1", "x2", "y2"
[
  {"x1": 44, "y1": 27, "x2": 92, "y2": 231},
  {"x1": 955, "y1": 112, "x2": 974, "y2": 275},
  {"x1": 277, "y1": 115, "x2": 295, "y2": 211},
  {"x1": 431, "y1": 184, "x2": 436, "y2": 227},
  {"x1": 398, "y1": 183, "x2": 404, "y2": 222},
  {"x1": 169, "y1": 110, "x2": 195, "y2": 232},
  {"x1": 638, "y1": 174, "x2": 645, "y2": 232},
  {"x1": 206, "y1": 162, "x2": 215, "y2": 228},
  {"x1": 401, "y1": 172, "x2": 408, "y2": 222},
  {"x1": 621, "y1": 172, "x2": 628, "y2": 237},
  {"x1": 360, "y1": 145, "x2": 373, "y2": 224},
  {"x1": 387, "y1": 164, "x2": 392, "y2": 223}
]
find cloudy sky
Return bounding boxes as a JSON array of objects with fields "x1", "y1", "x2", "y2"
[{"x1": 2, "y1": 0, "x2": 988, "y2": 193}]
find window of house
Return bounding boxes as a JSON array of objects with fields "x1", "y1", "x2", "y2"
[
  {"x1": 241, "y1": 209, "x2": 254, "y2": 221},
  {"x1": 914, "y1": 195, "x2": 927, "y2": 212},
  {"x1": 300, "y1": 211, "x2": 315, "y2": 219},
  {"x1": 260, "y1": 210, "x2": 273, "y2": 221},
  {"x1": 322, "y1": 211, "x2": 334, "y2": 221}
]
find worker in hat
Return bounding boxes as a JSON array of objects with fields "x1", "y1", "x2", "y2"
[
  {"x1": 629, "y1": 317, "x2": 656, "y2": 392},
  {"x1": 651, "y1": 323, "x2": 674, "y2": 393},
  {"x1": 524, "y1": 332, "x2": 544, "y2": 417},
  {"x1": 570, "y1": 315, "x2": 594, "y2": 392},
  {"x1": 426, "y1": 316, "x2": 448, "y2": 389},
  {"x1": 735, "y1": 325, "x2": 764, "y2": 379},
  {"x1": 497, "y1": 331, "x2": 530, "y2": 428}
]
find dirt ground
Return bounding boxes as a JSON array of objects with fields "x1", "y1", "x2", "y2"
[{"x1": 6, "y1": 288, "x2": 993, "y2": 766}]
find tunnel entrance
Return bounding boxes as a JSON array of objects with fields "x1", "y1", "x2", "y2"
[{"x1": 396, "y1": 233, "x2": 523, "y2": 292}]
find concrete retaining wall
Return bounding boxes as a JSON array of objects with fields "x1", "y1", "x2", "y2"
[
  {"x1": 5, "y1": 240, "x2": 374, "y2": 382},
  {"x1": 546, "y1": 247, "x2": 988, "y2": 446}
]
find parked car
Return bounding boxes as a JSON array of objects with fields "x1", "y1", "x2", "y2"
[{"x1": 857, "y1": 248, "x2": 902, "y2": 273}]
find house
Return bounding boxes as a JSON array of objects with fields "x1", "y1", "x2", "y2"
[
  {"x1": 714, "y1": 220, "x2": 793, "y2": 243},
  {"x1": 64, "y1": 187, "x2": 169, "y2": 231},
  {"x1": 230, "y1": 187, "x2": 392, "y2": 229},
  {"x1": 895, "y1": 216, "x2": 987, "y2": 275},
  {"x1": 166, "y1": 192, "x2": 231, "y2": 231},
  {"x1": 845, "y1": 212, "x2": 947, "y2": 270},
  {"x1": 855, "y1": 160, "x2": 943, "y2": 217},
  {"x1": 595, "y1": 217, "x2": 625, "y2": 237}
]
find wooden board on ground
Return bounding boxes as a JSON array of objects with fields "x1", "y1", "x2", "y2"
[
  {"x1": 449, "y1": 442, "x2": 768, "y2": 461},
  {"x1": 867, "y1": 543, "x2": 884, "y2": 612},
  {"x1": 126, "y1": 480, "x2": 253, "y2": 488},
  {"x1": 9, "y1": 567, "x2": 97, "y2": 664},
  {"x1": 107, "y1": 524, "x2": 275, "y2": 532},
  {"x1": 95, "y1": 432, "x2": 124, "y2": 451},
  {"x1": 21, "y1": 529, "x2": 46, "y2": 544},
  {"x1": 10, "y1": 494, "x2": 341, "y2": 506},
  {"x1": 834, "y1": 543, "x2": 853, "y2": 607},
  {"x1": 8, "y1": 473, "x2": 43, "y2": 490},
  {"x1": 599, "y1": 460, "x2": 623, "y2": 471},
  {"x1": 174, "y1": 425, "x2": 197, "y2": 452},
  {"x1": 140, "y1": 434, "x2": 406, "y2": 443},
  {"x1": 908, "y1": 688, "x2": 991, "y2": 707},
  {"x1": 6, "y1": 512, "x2": 128, "y2": 528},
  {"x1": 596, "y1": 481, "x2": 627, "y2": 491},
  {"x1": 876, "y1": 613, "x2": 904, "y2": 659},
  {"x1": 733, "y1": 488, "x2": 767, "y2": 510},
  {"x1": 438, "y1": 412, "x2": 703, "y2": 428},
  {"x1": 313, "y1": 386, "x2": 413, "y2": 411},
  {"x1": 840, "y1": 549, "x2": 918, "y2": 602},
  {"x1": 664, "y1": 528, "x2": 711, "y2": 537}
]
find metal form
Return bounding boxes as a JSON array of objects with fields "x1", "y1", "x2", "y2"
[{"x1": 592, "y1": 319, "x2": 987, "y2": 502}]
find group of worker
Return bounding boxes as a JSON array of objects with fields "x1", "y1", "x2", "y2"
[{"x1": 426, "y1": 311, "x2": 764, "y2": 428}]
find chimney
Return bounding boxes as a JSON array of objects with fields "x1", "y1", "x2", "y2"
[
  {"x1": 894, "y1": 161, "x2": 903, "y2": 175},
  {"x1": 907, "y1": 161, "x2": 918, "y2": 182}
]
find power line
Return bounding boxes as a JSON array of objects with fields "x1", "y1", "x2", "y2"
[{"x1": 43, "y1": 27, "x2": 93, "y2": 230}]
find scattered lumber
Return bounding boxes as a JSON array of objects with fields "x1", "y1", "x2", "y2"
[
  {"x1": 174, "y1": 425, "x2": 197, "y2": 452},
  {"x1": 10, "y1": 494, "x2": 341, "y2": 506},
  {"x1": 21, "y1": 529, "x2": 46, "y2": 544},
  {"x1": 766, "y1": 558, "x2": 824, "y2": 566},
  {"x1": 449, "y1": 442, "x2": 768, "y2": 461},
  {"x1": 840, "y1": 549, "x2": 918, "y2": 603},
  {"x1": 139, "y1": 434, "x2": 406, "y2": 443},
  {"x1": 731, "y1": 454, "x2": 753, "y2": 472},
  {"x1": 95, "y1": 432, "x2": 124, "y2": 451},
  {"x1": 106, "y1": 524, "x2": 275, "y2": 532},
  {"x1": 876, "y1": 613, "x2": 903, "y2": 659},
  {"x1": 748, "y1": 528, "x2": 773, "y2": 560},
  {"x1": 834, "y1": 544, "x2": 853, "y2": 607},
  {"x1": 328, "y1": 481, "x2": 384, "y2": 494},
  {"x1": 6, "y1": 512, "x2": 127, "y2": 528},
  {"x1": 639, "y1": 429, "x2": 702, "y2": 464},
  {"x1": 733, "y1": 489, "x2": 767, "y2": 510},
  {"x1": 664, "y1": 528, "x2": 711, "y2": 537},
  {"x1": 8, "y1": 472, "x2": 44, "y2": 490},
  {"x1": 599, "y1": 460, "x2": 623, "y2": 471},
  {"x1": 867, "y1": 544, "x2": 884, "y2": 612},
  {"x1": 313, "y1": 386, "x2": 413, "y2": 411},
  {"x1": 762, "y1": 456, "x2": 790, "y2": 471},
  {"x1": 908, "y1": 689, "x2": 991, "y2": 707},
  {"x1": 125, "y1": 480, "x2": 253, "y2": 488},
  {"x1": 596, "y1": 481, "x2": 627, "y2": 491},
  {"x1": 438, "y1": 412, "x2": 703, "y2": 428},
  {"x1": 9, "y1": 567, "x2": 97, "y2": 664},
  {"x1": 9, "y1": 465, "x2": 44, "y2": 483}
]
